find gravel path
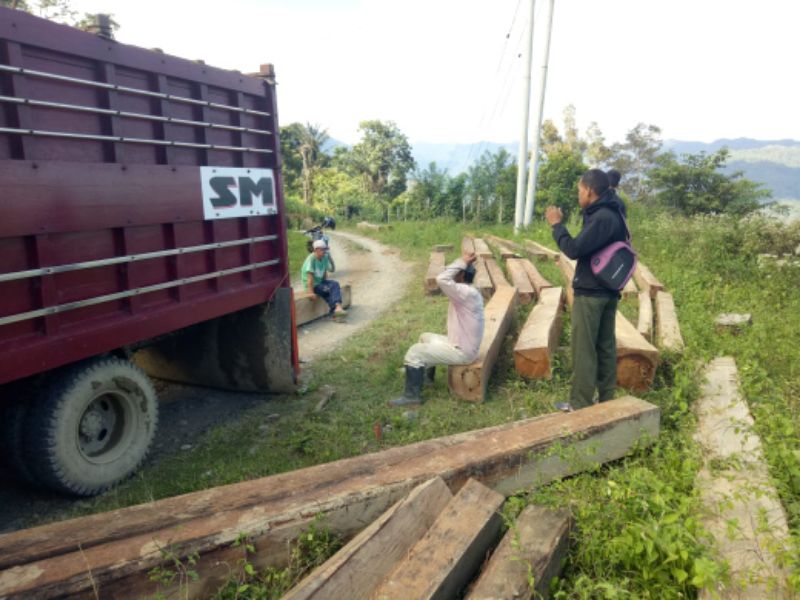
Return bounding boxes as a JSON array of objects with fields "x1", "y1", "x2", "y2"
[{"x1": 295, "y1": 230, "x2": 413, "y2": 363}]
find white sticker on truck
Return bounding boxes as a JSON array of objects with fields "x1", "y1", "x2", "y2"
[{"x1": 200, "y1": 167, "x2": 278, "y2": 220}]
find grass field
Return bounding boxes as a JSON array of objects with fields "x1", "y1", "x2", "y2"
[{"x1": 30, "y1": 209, "x2": 800, "y2": 598}]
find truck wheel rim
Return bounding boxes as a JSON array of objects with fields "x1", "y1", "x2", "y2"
[{"x1": 77, "y1": 392, "x2": 132, "y2": 462}]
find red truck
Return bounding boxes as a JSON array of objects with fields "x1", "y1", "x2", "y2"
[{"x1": 0, "y1": 9, "x2": 298, "y2": 495}]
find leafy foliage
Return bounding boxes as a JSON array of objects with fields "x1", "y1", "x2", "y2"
[{"x1": 648, "y1": 149, "x2": 771, "y2": 216}]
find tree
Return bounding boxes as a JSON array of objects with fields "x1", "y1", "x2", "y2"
[
  {"x1": 534, "y1": 147, "x2": 587, "y2": 221},
  {"x1": 5, "y1": 0, "x2": 119, "y2": 34},
  {"x1": 279, "y1": 122, "x2": 305, "y2": 199},
  {"x1": 609, "y1": 123, "x2": 662, "y2": 199},
  {"x1": 466, "y1": 148, "x2": 515, "y2": 223},
  {"x1": 348, "y1": 120, "x2": 415, "y2": 200},
  {"x1": 585, "y1": 121, "x2": 612, "y2": 167},
  {"x1": 297, "y1": 123, "x2": 329, "y2": 206},
  {"x1": 647, "y1": 149, "x2": 770, "y2": 217}
]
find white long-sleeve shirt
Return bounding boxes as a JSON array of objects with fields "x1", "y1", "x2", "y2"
[{"x1": 436, "y1": 258, "x2": 485, "y2": 362}]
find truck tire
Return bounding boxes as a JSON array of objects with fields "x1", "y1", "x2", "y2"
[
  {"x1": 25, "y1": 357, "x2": 159, "y2": 496},
  {"x1": 0, "y1": 392, "x2": 38, "y2": 485}
]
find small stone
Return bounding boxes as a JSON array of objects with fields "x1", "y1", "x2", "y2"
[
  {"x1": 258, "y1": 424, "x2": 270, "y2": 432},
  {"x1": 180, "y1": 444, "x2": 192, "y2": 451},
  {"x1": 202, "y1": 470, "x2": 214, "y2": 478},
  {"x1": 265, "y1": 413, "x2": 280, "y2": 423},
  {"x1": 383, "y1": 424, "x2": 394, "y2": 433},
  {"x1": 715, "y1": 313, "x2": 752, "y2": 333},
  {"x1": 249, "y1": 447, "x2": 259, "y2": 456},
  {"x1": 402, "y1": 410, "x2": 417, "y2": 421}
]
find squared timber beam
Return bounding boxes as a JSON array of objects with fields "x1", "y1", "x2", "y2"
[
  {"x1": 285, "y1": 477, "x2": 453, "y2": 600},
  {"x1": 505, "y1": 258, "x2": 535, "y2": 304},
  {"x1": 448, "y1": 285, "x2": 517, "y2": 402},
  {"x1": 513, "y1": 287, "x2": 564, "y2": 380},
  {"x1": 425, "y1": 252, "x2": 445, "y2": 295},
  {"x1": 373, "y1": 479, "x2": 504, "y2": 600},
  {"x1": 295, "y1": 284, "x2": 352, "y2": 326},
  {"x1": 465, "y1": 505, "x2": 572, "y2": 600}
]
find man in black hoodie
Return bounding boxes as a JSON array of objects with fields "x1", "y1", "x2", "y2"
[{"x1": 545, "y1": 169, "x2": 628, "y2": 410}]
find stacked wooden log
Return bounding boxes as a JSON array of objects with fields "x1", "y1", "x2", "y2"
[
  {"x1": 425, "y1": 251, "x2": 445, "y2": 295},
  {"x1": 0, "y1": 398, "x2": 660, "y2": 599},
  {"x1": 295, "y1": 284, "x2": 352, "y2": 325},
  {"x1": 557, "y1": 252, "x2": 660, "y2": 392},
  {"x1": 449, "y1": 285, "x2": 517, "y2": 402}
]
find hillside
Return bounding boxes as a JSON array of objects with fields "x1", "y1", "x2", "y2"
[{"x1": 410, "y1": 138, "x2": 800, "y2": 203}]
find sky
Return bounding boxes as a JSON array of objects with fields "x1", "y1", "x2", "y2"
[{"x1": 67, "y1": 0, "x2": 800, "y2": 147}]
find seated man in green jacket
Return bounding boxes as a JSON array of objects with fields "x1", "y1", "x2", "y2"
[{"x1": 301, "y1": 239, "x2": 346, "y2": 317}]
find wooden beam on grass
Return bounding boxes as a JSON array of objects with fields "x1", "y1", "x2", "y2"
[
  {"x1": 655, "y1": 290, "x2": 684, "y2": 353},
  {"x1": 633, "y1": 262, "x2": 664, "y2": 299},
  {"x1": 519, "y1": 258, "x2": 553, "y2": 297},
  {"x1": 616, "y1": 312, "x2": 659, "y2": 392},
  {"x1": 513, "y1": 287, "x2": 564, "y2": 380},
  {"x1": 557, "y1": 253, "x2": 577, "y2": 307},
  {"x1": 433, "y1": 244, "x2": 454, "y2": 252},
  {"x1": 484, "y1": 257, "x2": 512, "y2": 290},
  {"x1": 472, "y1": 237, "x2": 493, "y2": 259},
  {"x1": 461, "y1": 236, "x2": 476, "y2": 255},
  {"x1": 465, "y1": 505, "x2": 572, "y2": 600},
  {"x1": 622, "y1": 276, "x2": 638, "y2": 299},
  {"x1": 285, "y1": 477, "x2": 453, "y2": 600},
  {"x1": 425, "y1": 252, "x2": 445, "y2": 295},
  {"x1": 557, "y1": 253, "x2": 658, "y2": 391},
  {"x1": 0, "y1": 398, "x2": 659, "y2": 599},
  {"x1": 637, "y1": 290, "x2": 653, "y2": 342},
  {"x1": 485, "y1": 235, "x2": 521, "y2": 259},
  {"x1": 524, "y1": 240, "x2": 560, "y2": 261},
  {"x1": 295, "y1": 284, "x2": 352, "y2": 326},
  {"x1": 505, "y1": 258, "x2": 535, "y2": 304},
  {"x1": 449, "y1": 285, "x2": 517, "y2": 402},
  {"x1": 373, "y1": 479, "x2": 504, "y2": 600},
  {"x1": 474, "y1": 257, "x2": 494, "y2": 300},
  {"x1": 695, "y1": 358, "x2": 792, "y2": 599}
]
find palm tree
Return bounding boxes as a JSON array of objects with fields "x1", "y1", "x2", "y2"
[{"x1": 298, "y1": 123, "x2": 329, "y2": 206}]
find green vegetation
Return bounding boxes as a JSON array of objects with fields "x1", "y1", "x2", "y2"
[{"x1": 28, "y1": 206, "x2": 796, "y2": 597}]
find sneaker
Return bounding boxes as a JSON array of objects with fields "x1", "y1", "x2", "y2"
[{"x1": 554, "y1": 402, "x2": 574, "y2": 413}]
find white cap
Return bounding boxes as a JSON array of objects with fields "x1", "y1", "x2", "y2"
[{"x1": 312, "y1": 239, "x2": 327, "y2": 250}]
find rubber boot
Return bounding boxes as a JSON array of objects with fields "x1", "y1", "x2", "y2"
[
  {"x1": 424, "y1": 366, "x2": 436, "y2": 387},
  {"x1": 389, "y1": 366, "x2": 425, "y2": 407}
]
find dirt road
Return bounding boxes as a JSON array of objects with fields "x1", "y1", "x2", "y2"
[
  {"x1": 0, "y1": 231, "x2": 411, "y2": 533},
  {"x1": 295, "y1": 230, "x2": 413, "y2": 362}
]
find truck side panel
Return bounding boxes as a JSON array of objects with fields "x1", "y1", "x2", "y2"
[{"x1": 0, "y1": 8, "x2": 294, "y2": 386}]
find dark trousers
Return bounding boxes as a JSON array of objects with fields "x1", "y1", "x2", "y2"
[
  {"x1": 313, "y1": 280, "x2": 342, "y2": 313},
  {"x1": 571, "y1": 294, "x2": 618, "y2": 408}
]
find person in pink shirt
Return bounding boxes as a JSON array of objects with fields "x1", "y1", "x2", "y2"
[{"x1": 390, "y1": 252, "x2": 485, "y2": 407}]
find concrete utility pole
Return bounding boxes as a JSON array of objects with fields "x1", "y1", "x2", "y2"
[
  {"x1": 513, "y1": 0, "x2": 536, "y2": 234},
  {"x1": 523, "y1": 0, "x2": 555, "y2": 227}
]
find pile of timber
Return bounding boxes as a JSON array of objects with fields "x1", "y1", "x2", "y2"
[
  {"x1": 449, "y1": 285, "x2": 517, "y2": 402},
  {"x1": 0, "y1": 398, "x2": 660, "y2": 599},
  {"x1": 288, "y1": 477, "x2": 573, "y2": 600},
  {"x1": 295, "y1": 284, "x2": 352, "y2": 325}
]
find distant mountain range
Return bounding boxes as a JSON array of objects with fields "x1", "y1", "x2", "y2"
[{"x1": 410, "y1": 138, "x2": 800, "y2": 203}]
